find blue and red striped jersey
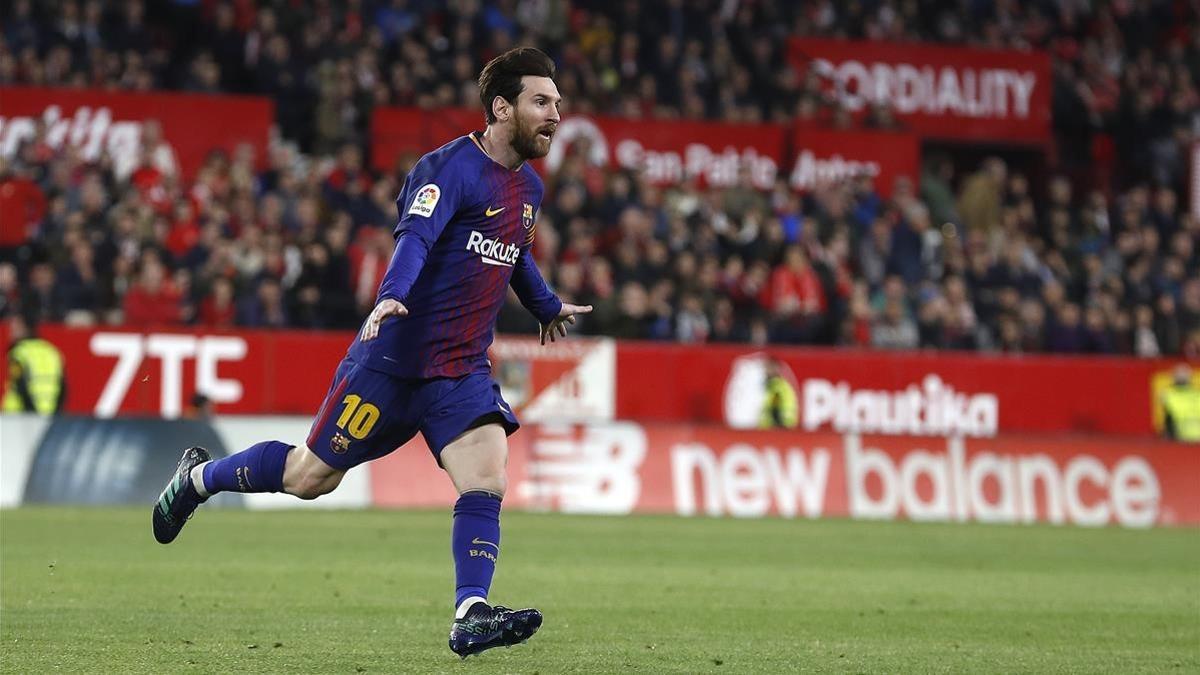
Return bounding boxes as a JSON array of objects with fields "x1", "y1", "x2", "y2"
[{"x1": 347, "y1": 133, "x2": 561, "y2": 379}]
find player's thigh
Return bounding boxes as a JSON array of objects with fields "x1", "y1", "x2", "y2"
[
  {"x1": 418, "y1": 373, "x2": 519, "y2": 463},
  {"x1": 306, "y1": 358, "x2": 419, "y2": 471},
  {"x1": 440, "y1": 420, "x2": 510, "y2": 494}
]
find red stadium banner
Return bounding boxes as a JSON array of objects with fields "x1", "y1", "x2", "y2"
[
  {"x1": 1, "y1": 324, "x2": 1190, "y2": 437},
  {"x1": 0, "y1": 324, "x2": 613, "y2": 421},
  {"x1": 615, "y1": 343, "x2": 1194, "y2": 438},
  {"x1": 788, "y1": 39, "x2": 1052, "y2": 144},
  {"x1": 543, "y1": 115, "x2": 787, "y2": 190},
  {"x1": 789, "y1": 128, "x2": 920, "y2": 198},
  {"x1": 369, "y1": 422, "x2": 1200, "y2": 527},
  {"x1": 0, "y1": 87, "x2": 273, "y2": 179},
  {"x1": 371, "y1": 107, "x2": 788, "y2": 190}
]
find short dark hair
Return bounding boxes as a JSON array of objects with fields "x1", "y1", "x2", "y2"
[{"x1": 478, "y1": 47, "x2": 556, "y2": 124}]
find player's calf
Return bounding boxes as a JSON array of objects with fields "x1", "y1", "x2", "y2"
[{"x1": 151, "y1": 440, "x2": 342, "y2": 543}]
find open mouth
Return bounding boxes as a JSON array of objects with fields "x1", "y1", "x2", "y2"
[{"x1": 537, "y1": 128, "x2": 554, "y2": 141}]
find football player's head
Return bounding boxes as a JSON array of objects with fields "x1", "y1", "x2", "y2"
[{"x1": 478, "y1": 47, "x2": 561, "y2": 160}]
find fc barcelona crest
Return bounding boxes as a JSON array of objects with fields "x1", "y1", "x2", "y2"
[
  {"x1": 522, "y1": 203, "x2": 534, "y2": 229},
  {"x1": 330, "y1": 432, "x2": 350, "y2": 455}
]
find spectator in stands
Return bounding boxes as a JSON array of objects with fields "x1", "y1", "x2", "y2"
[
  {"x1": 872, "y1": 299, "x2": 919, "y2": 350},
  {"x1": 123, "y1": 255, "x2": 182, "y2": 327},
  {"x1": 957, "y1": 158, "x2": 1006, "y2": 236},
  {"x1": 237, "y1": 277, "x2": 288, "y2": 329},
  {"x1": 55, "y1": 241, "x2": 100, "y2": 323},
  {"x1": 198, "y1": 276, "x2": 237, "y2": 329},
  {"x1": 0, "y1": 157, "x2": 46, "y2": 261},
  {"x1": 767, "y1": 245, "x2": 825, "y2": 343}
]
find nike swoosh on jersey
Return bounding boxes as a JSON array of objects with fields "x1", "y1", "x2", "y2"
[{"x1": 484, "y1": 206, "x2": 506, "y2": 217}]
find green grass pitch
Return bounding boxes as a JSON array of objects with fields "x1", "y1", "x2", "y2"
[{"x1": 1, "y1": 507, "x2": 1196, "y2": 673}]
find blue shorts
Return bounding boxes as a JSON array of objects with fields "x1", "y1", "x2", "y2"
[{"x1": 305, "y1": 357, "x2": 519, "y2": 470}]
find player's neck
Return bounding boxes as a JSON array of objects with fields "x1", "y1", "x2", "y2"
[{"x1": 478, "y1": 127, "x2": 524, "y2": 171}]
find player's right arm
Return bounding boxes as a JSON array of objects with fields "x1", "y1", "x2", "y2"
[{"x1": 361, "y1": 153, "x2": 466, "y2": 342}]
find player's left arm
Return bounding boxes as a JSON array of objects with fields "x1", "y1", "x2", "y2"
[{"x1": 509, "y1": 250, "x2": 592, "y2": 344}]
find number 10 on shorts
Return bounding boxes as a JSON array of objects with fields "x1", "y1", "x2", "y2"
[{"x1": 337, "y1": 394, "x2": 380, "y2": 439}]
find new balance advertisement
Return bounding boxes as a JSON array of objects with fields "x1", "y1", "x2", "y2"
[
  {"x1": 5, "y1": 415, "x2": 1193, "y2": 527},
  {"x1": 0, "y1": 87, "x2": 273, "y2": 178}
]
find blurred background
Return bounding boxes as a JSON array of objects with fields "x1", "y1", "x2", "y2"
[{"x1": 0, "y1": 0, "x2": 1198, "y2": 517}]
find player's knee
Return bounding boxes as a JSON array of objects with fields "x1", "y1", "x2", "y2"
[
  {"x1": 284, "y1": 444, "x2": 343, "y2": 499},
  {"x1": 462, "y1": 473, "x2": 506, "y2": 499},
  {"x1": 292, "y1": 472, "x2": 339, "y2": 500}
]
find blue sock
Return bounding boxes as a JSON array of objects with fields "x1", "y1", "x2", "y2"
[
  {"x1": 452, "y1": 490, "x2": 502, "y2": 609},
  {"x1": 200, "y1": 440, "x2": 291, "y2": 495}
]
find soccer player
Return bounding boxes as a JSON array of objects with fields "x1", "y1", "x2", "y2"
[{"x1": 151, "y1": 47, "x2": 590, "y2": 658}]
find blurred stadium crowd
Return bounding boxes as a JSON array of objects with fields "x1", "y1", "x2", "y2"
[{"x1": 1, "y1": 0, "x2": 1198, "y2": 356}]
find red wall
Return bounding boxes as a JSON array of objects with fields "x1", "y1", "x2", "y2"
[{"x1": 1, "y1": 324, "x2": 1189, "y2": 439}]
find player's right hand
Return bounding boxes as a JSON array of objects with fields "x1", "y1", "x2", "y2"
[{"x1": 360, "y1": 298, "x2": 408, "y2": 342}]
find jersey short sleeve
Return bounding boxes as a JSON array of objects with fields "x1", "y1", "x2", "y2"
[{"x1": 394, "y1": 150, "x2": 469, "y2": 246}]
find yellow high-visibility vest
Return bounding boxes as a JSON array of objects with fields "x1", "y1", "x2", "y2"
[
  {"x1": 759, "y1": 375, "x2": 799, "y2": 429},
  {"x1": 1162, "y1": 386, "x2": 1200, "y2": 442},
  {"x1": 3, "y1": 338, "x2": 64, "y2": 414}
]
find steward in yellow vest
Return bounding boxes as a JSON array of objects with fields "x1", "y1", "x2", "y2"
[
  {"x1": 3, "y1": 315, "x2": 65, "y2": 414},
  {"x1": 758, "y1": 358, "x2": 799, "y2": 429},
  {"x1": 1162, "y1": 365, "x2": 1200, "y2": 443}
]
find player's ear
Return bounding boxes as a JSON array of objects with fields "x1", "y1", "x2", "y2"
[{"x1": 492, "y1": 95, "x2": 510, "y2": 123}]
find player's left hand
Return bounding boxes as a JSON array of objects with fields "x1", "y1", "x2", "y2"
[
  {"x1": 360, "y1": 298, "x2": 409, "y2": 342},
  {"x1": 541, "y1": 302, "x2": 593, "y2": 345}
]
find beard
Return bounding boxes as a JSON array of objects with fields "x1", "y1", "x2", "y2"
[{"x1": 512, "y1": 115, "x2": 553, "y2": 161}]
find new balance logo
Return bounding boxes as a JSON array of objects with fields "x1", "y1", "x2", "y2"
[{"x1": 466, "y1": 230, "x2": 519, "y2": 267}]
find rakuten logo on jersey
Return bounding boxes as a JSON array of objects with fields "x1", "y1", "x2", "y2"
[
  {"x1": 466, "y1": 230, "x2": 519, "y2": 267},
  {"x1": 804, "y1": 375, "x2": 998, "y2": 438}
]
